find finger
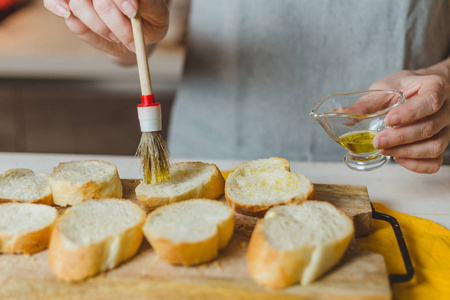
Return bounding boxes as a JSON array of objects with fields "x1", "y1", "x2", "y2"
[
  {"x1": 348, "y1": 91, "x2": 404, "y2": 115},
  {"x1": 374, "y1": 100, "x2": 450, "y2": 149},
  {"x1": 385, "y1": 76, "x2": 447, "y2": 127},
  {"x1": 69, "y1": 0, "x2": 118, "y2": 42},
  {"x1": 379, "y1": 126, "x2": 450, "y2": 159},
  {"x1": 139, "y1": 0, "x2": 170, "y2": 22},
  {"x1": 394, "y1": 155, "x2": 444, "y2": 174},
  {"x1": 65, "y1": 14, "x2": 128, "y2": 57},
  {"x1": 369, "y1": 70, "x2": 418, "y2": 92},
  {"x1": 140, "y1": 0, "x2": 170, "y2": 43},
  {"x1": 93, "y1": 0, "x2": 135, "y2": 51},
  {"x1": 400, "y1": 80, "x2": 422, "y2": 99},
  {"x1": 112, "y1": 0, "x2": 138, "y2": 18},
  {"x1": 43, "y1": 0, "x2": 71, "y2": 19}
]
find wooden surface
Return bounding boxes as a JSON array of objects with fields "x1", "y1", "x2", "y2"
[
  {"x1": 0, "y1": 180, "x2": 390, "y2": 300},
  {"x1": 313, "y1": 183, "x2": 372, "y2": 237}
]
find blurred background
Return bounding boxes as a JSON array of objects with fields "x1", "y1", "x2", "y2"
[{"x1": 0, "y1": 0, "x2": 189, "y2": 155}]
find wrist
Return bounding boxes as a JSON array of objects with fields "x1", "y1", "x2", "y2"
[{"x1": 415, "y1": 56, "x2": 450, "y2": 81}]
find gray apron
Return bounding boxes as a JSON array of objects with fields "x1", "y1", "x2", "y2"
[{"x1": 168, "y1": 0, "x2": 450, "y2": 162}]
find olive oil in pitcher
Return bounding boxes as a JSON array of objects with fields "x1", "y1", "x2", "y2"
[{"x1": 337, "y1": 130, "x2": 378, "y2": 153}]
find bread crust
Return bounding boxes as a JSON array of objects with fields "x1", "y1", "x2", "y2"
[
  {"x1": 143, "y1": 199, "x2": 234, "y2": 266},
  {"x1": 50, "y1": 160, "x2": 123, "y2": 207},
  {"x1": 246, "y1": 201, "x2": 354, "y2": 289},
  {"x1": 48, "y1": 199, "x2": 145, "y2": 282},
  {"x1": 136, "y1": 162, "x2": 225, "y2": 211},
  {"x1": 0, "y1": 193, "x2": 53, "y2": 206},
  {"x1": 228, "y1": 188, "x2": 315, "y2": 218},
  {"x1": 225, "y1": 157, "x2": 315, "y2": 217},
  {"x1": 0, "y1": 217, "x2": 56, "y2": 254},
  {"x1": 247, "y1": 223, "x2": 311, "y2": 289},
  {"x1": 216, "y1": 211, "x2": 235, "y2": 249},
  {"x1": 147, "y1": 235, "x2": 219, "y2": 266}
]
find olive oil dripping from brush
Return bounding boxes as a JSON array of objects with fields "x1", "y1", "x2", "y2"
[{"x1": 137, "y1": 132, "x2": 170, "y2": 183}]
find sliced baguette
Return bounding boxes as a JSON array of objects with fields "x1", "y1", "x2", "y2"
[
  {"x1": 143, "y1": 199, "x2": 234, "y2": 266},
  {"x1": 135, "y1": 162, "x2": 225, "y2": 211},
  {"x1": 49, "y1": 160, "x2": 123, "y2": 207},
  {"x1": 225, "y1": 157, "x2": 314, "y2": 217},
  {"x1": 0, "y1": 203, "x2": 58, "y2": 254},
  {"x1": 48, "y1": 198, "x2": 146, "y2": 282},
  {"x1": 247, "y1": 201, "x2": 354, "y2": 289},
  {"x1": 0, "y1": 168, "x2": 53, "y2": 205}
]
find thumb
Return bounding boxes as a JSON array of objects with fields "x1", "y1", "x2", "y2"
[{"x1": 139, "y1": 0, "x2": 169, "y2": 26}]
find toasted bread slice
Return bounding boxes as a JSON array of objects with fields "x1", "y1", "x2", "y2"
[
  {"x1": 49, "y1": 160, "x2": 123, "y2": 207},
  {"x1": 0, "y1": 169, "x2": 53, "y2": 205},
  {"x1": 143, "y1": 199, "x2": 234, "y2": 266},
  {"x1": 0, "y1": 203, "x2": 58, "y2": 254},
  {"x1": 225, "y1": 157, "x2": 314, "y2": 217},
  {"x1": 135, "y1": 162, "x2": 225, "y2": 211},
  {"x1": 48, "y1": 198, "x2": 146, "y2": 282},
  {"x1": 247, "y1": 201, "x2": 354, "y2": 289}
]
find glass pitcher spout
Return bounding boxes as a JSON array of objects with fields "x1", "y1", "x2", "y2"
[{"x1": 309, "y1": 111, "x2": 339, "y2": 142}]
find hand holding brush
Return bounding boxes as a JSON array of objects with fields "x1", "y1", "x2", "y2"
[{"x1": 131, "y1": 10, "x2": 170, "y2": 184}]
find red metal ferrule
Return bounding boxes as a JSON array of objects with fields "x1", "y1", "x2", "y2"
[{"x1": 138, "y1": 94, "x2": 160, "y2": 107}]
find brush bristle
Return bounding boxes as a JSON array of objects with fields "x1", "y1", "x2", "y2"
[{"x1": 137, "y1": 132, "x2": 171, "y2": 184}]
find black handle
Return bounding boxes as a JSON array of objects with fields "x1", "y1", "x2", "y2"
[{"x1": 371, "y1": 203, "x2": 414, "y2": 283}]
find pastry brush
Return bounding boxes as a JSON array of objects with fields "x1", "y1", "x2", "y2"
[{"x1": 131, "y1": 11, "x2": 170, "y2": 184}]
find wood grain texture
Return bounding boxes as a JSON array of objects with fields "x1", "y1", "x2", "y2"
[
  {"x1": 0, "y1": 180, "x2": 389, "y2": 300},
  {"x1": 313, "y1": 184, "x2": 372, "y2": 237}
]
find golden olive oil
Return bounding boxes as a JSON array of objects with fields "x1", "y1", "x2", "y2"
[{"x1": 338, "y1": 130, "x2": 377, "y2": 153}]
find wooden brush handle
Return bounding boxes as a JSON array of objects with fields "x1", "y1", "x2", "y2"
[{"x1": 131, "y1": 11, "x2": 153, "y2": 96}]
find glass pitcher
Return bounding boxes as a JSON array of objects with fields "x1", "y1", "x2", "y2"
[{"x1": 310, "y1": 89, "x2": 405, "y2": 171}]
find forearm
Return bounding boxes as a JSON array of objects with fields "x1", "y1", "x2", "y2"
[{"x1": 416, "y1": 56, "x2": 450, "y2": 81}]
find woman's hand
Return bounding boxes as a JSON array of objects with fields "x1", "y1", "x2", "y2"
[
  {"x1": 44, "y1": 0, "x2": 169, "y2": 64},
  {"x1": 370, "y1": 66, "x2": 450, "y2": 174}
]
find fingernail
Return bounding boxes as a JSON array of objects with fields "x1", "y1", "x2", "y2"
[
  {"x1": 56, "y1": 4, "x2": 71, "y2": 19},
  {"x1": 385, "y1": 113, "x2": 400, "y2": 126},
  {"x1": 108, "y1": 32, "x2": 121, "y2": 43},
  {"x1": 121, "y1": 1, "x2": 137, "y2": 18},
  {"x1": 128, "y1": 42, "x2": 136, "y2": 52},
  {"x1": 373, "y1": 136, "x2": 388, "y2": 149}
]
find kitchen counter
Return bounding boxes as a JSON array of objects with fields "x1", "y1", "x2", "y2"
[{"x1": 1, "y1": 152, "x2": 449, "y2": 229}]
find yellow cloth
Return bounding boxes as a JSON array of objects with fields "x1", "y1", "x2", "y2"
[
  {"x1": 357, "y1": 203, "x2": 450, "y2": 300},
  {"x1": 221, "y1": 170, "x2": 450, "y2": 299}
]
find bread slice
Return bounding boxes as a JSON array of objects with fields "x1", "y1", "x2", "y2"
[
  {"x1": 0, "y1": 203, "x2": 58, "y2": 254},
  {"x1": 225, "y1": 157, "x2": 314, "y2": 217},
  {"x1": 48, "y1": 198, "x2": 146, "y2": 282},
  {"x1": 0, "y1": 169, "x2": 53, "y2": 205},
  {"x1": 49, "y1": 160, "x2": 123, "y2": 207},
  {"x1": 135, "y1": 162, "x2": 225, "y2": 211},
  {"x1": 247, "y1": 201, "x2": 354, "y2": 289},
  {"x1": 143, "y1": 199, "x2": 234, "y2": 266}
]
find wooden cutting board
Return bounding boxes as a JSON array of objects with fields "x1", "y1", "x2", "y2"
[{"x1": 0, "y1": 180, "x2": 390, "y2": 300}]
